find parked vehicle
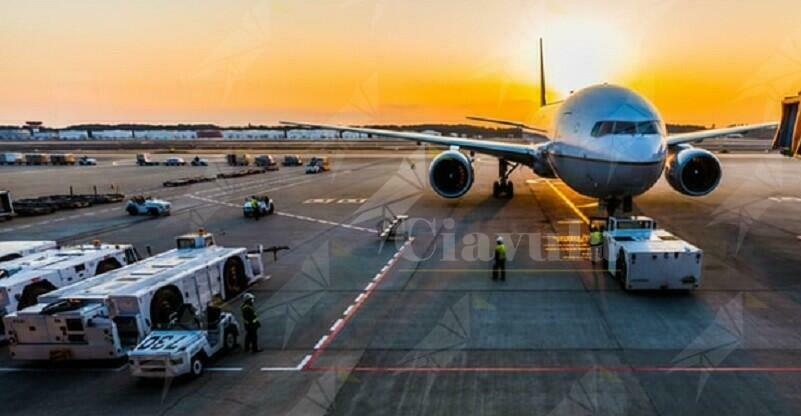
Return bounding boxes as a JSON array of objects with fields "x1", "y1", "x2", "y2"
[
  {"x1": 226, "y1": 153, "x2": 252, "y2": 166},
  {"x1": 0, "y1": 241, "x2": 56, "y2": 263},
  {"x1": 126, "y1": 196, "x2": 171, "y2": 216},
  {"x1": 0, "y1": 153, "x2": 24, "y2": 165},
  {"x1": 282, "y1": 155, "x2": 303, "y2": 166},
  {"x1": 0, "y1": 191, "x2": 12, "y2": 221},
  {"x1": 50, "y1": 154, "x2": 77, "y2": 165},
  {"x1": 5, "y1": 231, "x2": 264, "y2": 360},
  {"x1": 190, "y1": 156, "x2": 209, "y2": 166},
  {"x1": 136, "y1": 153, "x2": 159, "y2": 166},
  {"x1": 25, "y1": 153, "x2": 50, "y2": 165},
  {"x1": 78, "y1": 156, "x2": 97, "y2": 166},
  {"x1": 164, "y1": 157, "x2": 187, "y2": 166},
  {"x1": 305, "y1": 156, "x2": 330, "y2": 174},
  {"x1": 128, "y1": 304, "x2": 240, "y2": 378},
  {"x1": 254, "y1": 155, "x2": 279, "y2": 170}
]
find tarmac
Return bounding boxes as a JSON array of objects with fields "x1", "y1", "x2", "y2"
[{"x1": 1, "y1": 149, "x2": 801, "y2": 415}]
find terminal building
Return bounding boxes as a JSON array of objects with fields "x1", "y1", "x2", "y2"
[{"x1": 772, "y1": 91, "x2": 801, "y2": 157}]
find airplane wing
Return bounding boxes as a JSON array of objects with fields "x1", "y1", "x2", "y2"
[
  {"x1": 280, "y1": 121, "x2": 541, "y2": 165},
  {"x1": 667, "y1": 122, "x2": 777, "y2": 147},
  {"x1": 465, "y1": 116, "x2": 550, "y2": 143}
]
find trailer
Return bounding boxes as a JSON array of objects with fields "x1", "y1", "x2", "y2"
[
  {"x1": 4, "y1": 231, "x2": 264, "y2": 360},
  {"x1": 0, "y1": 242, "x2": 139, "y2": 327},
  {"x1": 0, "y1": 241, "x2": 57, "y2": 263},
  {"x1": 600, "y1": 216, "x2": 703, "y2": 291}
]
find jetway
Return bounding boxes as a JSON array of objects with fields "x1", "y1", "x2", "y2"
[{"x1": 772, "y1": 92, "x2": 801, "y2": 156}]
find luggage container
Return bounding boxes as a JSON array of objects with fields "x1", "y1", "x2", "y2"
[
  {"x1": 0, "y1": 153, "x2": 24, "y2": 165},
  {"x1": 226, "y1": 153, "x2": 252, "y2": 166},
  {"x1": 50, "y1": 154, "x2": 77, "y2": 165},
  {"x1": 0, "y1": 190, "x2": 12, "y2": 221}
]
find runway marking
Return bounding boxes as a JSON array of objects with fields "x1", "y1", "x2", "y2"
[
  {"x1": 275, "y1": 211, "x2": 376, "y2": 233},
  {"x1": 303, "y1": 237, "x2": 415, "y2": 370},
  {"x1": 260, "y1": 355, "x2": 312, "y2": 372},
  {"x1": 306, "y1": 366, "x2": 801, "y2": 374},
  {"x1": 400, "y1": 269, "x2": 599, "y2": 273}
]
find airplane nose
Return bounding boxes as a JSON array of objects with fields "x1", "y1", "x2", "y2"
[{"x1": 614, "y1": 135, "x2": 664, "y2": 162}]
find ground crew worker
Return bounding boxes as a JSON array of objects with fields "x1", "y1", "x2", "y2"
[
  {"x1": 248, "y1": 197, "x2": 260, "y2": 219},
  {"x1": 241, "y1": 292, "x2": 262, "y2": 353},
  {"x1": 589, "y1": 225, "x2": 603, "y2": 263},
  {"x1": 493, "y1": 236, "x2": 507, "y2": 281}
]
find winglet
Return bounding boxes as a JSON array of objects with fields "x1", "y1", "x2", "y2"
[{"x1": 539, "y1": 38, "x2": 547, "y2": 107}]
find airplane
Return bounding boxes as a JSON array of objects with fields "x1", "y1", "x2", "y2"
[{"x1": 282, "y1": 39, "x2": 776, "y2": 215}]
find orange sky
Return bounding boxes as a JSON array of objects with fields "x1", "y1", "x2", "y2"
[{"x1": 1, "y1": 0, "x2": 800, "y2": 127}]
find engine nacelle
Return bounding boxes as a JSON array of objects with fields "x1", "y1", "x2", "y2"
[
  {"x1": 428, "y1": 150, "x2": 474, "y2": 198},
  {"x1": 664, "y1": 146, "x2": 722, "y2": 196}
]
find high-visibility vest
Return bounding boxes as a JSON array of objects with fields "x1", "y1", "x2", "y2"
[
  {"x1": 589, "y1": 231, "x2": 603, "y2": 246},
  {"x1": 495, "y1": 244, "x2": 507, "y2": 261}
]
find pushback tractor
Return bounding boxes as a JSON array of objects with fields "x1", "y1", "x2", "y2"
[
  {"x1": 600, "y1": 216, "x2": 703, "y2": 291},
  {"x1": 4, "y1": 231, "x2": 264, "y2": 360}
]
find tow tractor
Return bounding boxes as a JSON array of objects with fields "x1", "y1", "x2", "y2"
[
  {"x1": 129, "y1": 304, "x2": 240, "y2": 378},
  {"x1": 243, "y1": 195, "x2": 274, "y2": 219},
  {"x1": 126, "y1": 196, "x2": 171, "y2": 216},
  {"x1": 598, "y1": 216, "x2": 703, "y2": 291}
]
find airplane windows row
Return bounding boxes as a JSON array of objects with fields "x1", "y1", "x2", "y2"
[{"x1": 591, "y1": 121, "x2": 662, "y2": 137}]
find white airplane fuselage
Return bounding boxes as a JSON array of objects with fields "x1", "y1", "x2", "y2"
[{"x1": 535, "y1": 84, "x2": 668, "y2": 199}]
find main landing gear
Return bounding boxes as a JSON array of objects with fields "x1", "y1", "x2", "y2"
[{"x1": 493, "y1": 159, "x2": 519, "y2": 199}]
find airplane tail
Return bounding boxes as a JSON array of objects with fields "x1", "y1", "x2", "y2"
[{"x1": 539, "y1": 38, "x2": 547, "y2": 107}]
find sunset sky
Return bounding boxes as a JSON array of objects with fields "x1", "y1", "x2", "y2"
[{"x1": 1, "y1": 0, "x2": 800, "y2": 127}]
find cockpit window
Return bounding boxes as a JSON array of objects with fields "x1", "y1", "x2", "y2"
[
  {"x1": 591, "y1": 120, "x2": 662, "y2": 137},
  {"x1": 613, "y1": 122, "x2": 636, "y2": 135}
]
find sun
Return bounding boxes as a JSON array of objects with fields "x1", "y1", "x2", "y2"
[{"x1": 541, "y1": 15, "x2": 633, "y2": 97}]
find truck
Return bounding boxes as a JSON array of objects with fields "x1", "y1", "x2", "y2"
[
  {"x1": 0, "y1": 190, "x2": 12, "y2": 221},
  {"x1": 50, "y1": 154, "x2": 77, "y2": 165},
  {"x1": 254, "y1": 154, "x2": 279, "y2": 170},
  {"x1": 600, "y1": 216, "x2": 703, "y2": 291},
  {"x1": 128, "y1": 304, "x2": 240, "y2": 378},
  {"x1": 0, "y1": 242, "x2": 139, "y2": 329},
  {"x1": 25, "y1": 153, "x2": 50, "y2": 165},
  {"x1": 4, "y1": 231, "x2": 264, "y2": 360},
  {"x1": 136, "y1": 153, "x2": 159, "y2": 166},
  {"x1": 0, "y1": 153, "x2": 24, "y2": 165},
  {"x1": 126, "y1": 196, "x2": 171, "y2": 216},
  {"x1": 305, "y1": 156, "x2": 330, "y2": 174},
  {"x1": 226, "y1": 153, "x2": 252, "y2": 166},
  {"x1": 0, "y1": 241, "x2": 57, "y2": 263}
]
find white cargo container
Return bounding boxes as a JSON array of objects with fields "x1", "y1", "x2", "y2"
[
  {"x1": 4, "y1": 231, "x2": 264, "y2": 360},
  {"x1": 601, "y1": 216, "x2": 703, "y2": 290},
  {"x1": 0, "y1": 241, "x2": 57, "y2": 263}
]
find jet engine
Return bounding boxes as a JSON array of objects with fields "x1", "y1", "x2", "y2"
[
  {"x1": 428, "y1": 150, "x2": 474, "y2": 198},
  {"x1": 664, "y1": 147, "x2": 722, "y2": 196}
]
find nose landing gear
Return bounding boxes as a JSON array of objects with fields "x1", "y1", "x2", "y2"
[
  {"x1": 493, "y1": 159, "x2": 519, "y2": 199},
  {"x1": 601, "y1": 196, "x2": 634, "y2": 217}
]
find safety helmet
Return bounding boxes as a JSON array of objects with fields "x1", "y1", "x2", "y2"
[
  {"x1": 243, "y1": 292, "x2": 255, "y2": 303},
  {"x1": 496, "y1": 236, "x2": 504, "y2": 244}
]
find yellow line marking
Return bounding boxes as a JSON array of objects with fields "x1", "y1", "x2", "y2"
[{"x1": 541, "y1": 181, "x2": 590, "y2": 225}]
